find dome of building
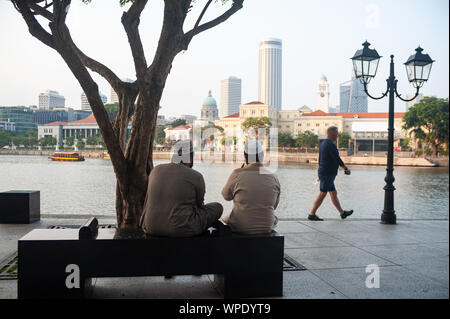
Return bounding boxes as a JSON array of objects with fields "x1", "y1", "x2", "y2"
[
  {"x1": 299, "y1": 105, "x2": 312, "y2": 112},
  {"x1": 201, "y1": 90, "x2": 219, "y2": 123},
  {"x1": 320, "y1": 74, "x2": 328, "y2": 82},
  {"x1": 202, "y1": 90, "x2": 217, "y2": 107}
]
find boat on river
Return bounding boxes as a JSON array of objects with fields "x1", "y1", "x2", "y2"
[
  {"x1": 50, "y1": 152, "x2": 85, "y2": 162},
  {"x1": 103, "y1": 152, "x2": 111, "y2": 160}
]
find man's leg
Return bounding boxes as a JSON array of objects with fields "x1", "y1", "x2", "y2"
[
  {"x1": 329, "y1": 190, "x2": 344, "y2": 215},
  {"x1": 309, "y1": 191, "x2": 327, "y2": 216}
]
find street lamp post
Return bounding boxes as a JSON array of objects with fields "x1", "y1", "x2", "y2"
[{"x1": 351, "y1": 42, "x2": 434, "y2": 224}]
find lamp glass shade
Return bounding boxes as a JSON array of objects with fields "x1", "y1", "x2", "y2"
[
  {"x1": 404, "y1": 47, "x2": 434, "y2": 88},
  {"x1": 351, "y1": 41, "x2": 381, "y2": 84}
]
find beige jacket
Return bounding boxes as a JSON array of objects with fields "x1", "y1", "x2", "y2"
[
  {"x1": 140, "y1": 163, "x2": 210, "y2": 237},
  {"x1": 222, "y1": 163, "x2": 280, "y2": 235}
]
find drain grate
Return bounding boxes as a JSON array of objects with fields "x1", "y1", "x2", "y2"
[
  {"x1": 283, "y1": 254, "x2": 306, "y2": 271},
  {"x1": 0, "y1": 253, "x2": 18, "y2": 280},
  {"x1": 47, "y1": 224, "x2": 116, "y2": 229}
]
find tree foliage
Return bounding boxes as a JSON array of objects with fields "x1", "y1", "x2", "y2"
[
  {"x1": 221, "y1": 136, "x2": 237, "y2": 146},
  {"x1": 241, "y1": 117, "x2": 272, "y2": 131},
  {"x1": 170, "y1": 119, "x2": 187, "y2": 128},
  {"x1": 76, "y1": 139, "x2": 85, "y2": 150},
  {"x1": 86, "y1": 134, "x2": 104, "y2": 146},
  {"x1": 104, "y1": 103, "x2": 119, "y2": 122},
  {"x1": 39, "y1": 135, "x2": 57, "y2": 147},
  {"x1": 402, "y1": 97, "x2": 449, "y2": 155},
  {"x1": 65, "y1": 135, "x2": 75, "y2": 146},
  {"x1": 154, "y1": 125, "x2": 166, "y2": 145},
  {"x1": 295, "y1": 131, "x2": 319, "y2": 149},
  {"x1": 278, "y1": 132, "x2": 294, "y2": 147},
  {"x1": 0, "y1": 130, "x2": 13, "y2": 148},
  {"x1": 338, "y1": 131, "x2": 350, "y2": 149}
]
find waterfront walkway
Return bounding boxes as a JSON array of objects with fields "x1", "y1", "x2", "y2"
[{"x1": 0, "y1": 217, "x2": 448, "y2": 299}]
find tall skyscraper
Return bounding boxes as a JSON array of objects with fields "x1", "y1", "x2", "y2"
[
  {"x1": 38, "y1": 90, "x2": 65, "y2": 109},
  {"x1": 81, "y1": 91, "x2": 107, "y2": 110},
  {"x1": 339, "y1": 75, "x2": 368, "y2": 113},
  {"x1": 316, "y1": 75, "x2": 330, "y2": 112},
  {"x1": 258, "y1": 38, "x2": 282, "y2": 110},
  {"x1": 405, "y1": 93, "x2": 424, "y2": 111},
  {"x1": 220, "y1": 76, "x2": 242, "y2": 118}
]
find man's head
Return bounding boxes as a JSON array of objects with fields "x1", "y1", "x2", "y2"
[
  {"x1": 171, "y1": 140, "x2": 194, "y2": 168},
  {"x1": 244, "y1": 140, "x2": 264, "y2": 164},
  {"x1": 327, "y1": 126, "x2": 339, "y2": 142}
]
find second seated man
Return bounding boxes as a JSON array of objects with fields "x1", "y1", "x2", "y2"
[{"x1": 221, "y1": 140, "x2": 281, "y2": 235}]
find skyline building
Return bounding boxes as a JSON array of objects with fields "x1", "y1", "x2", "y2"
[
  {"x1": 38, "y1": 90, "x2": 65, "y2": 109},
  {"x1": 339, "y1": 75, "x2": 368, "y2": 113},
  {"x1": 33, "y1": 107, "x2": 75, "y2": 125},
  {"x1": 316, "y1": 75, "x2": 330, "y2": 112},
  {"x1": 258, "y1": 38, "x2": 282, "y2": 110},
  {"x1": 200, "y1": 90, "x2": 219, "y2": 123},
  {"x1": 405, "y1": 93, "x2": 424, "y2": 111},
  {"x1": 81, "y1": 91, "x2": 107, "y2": 110},
  {"x1": 220, "y1": 76, "x2": 242, "y2": 118},
  {"x1": 0, "y1": 106, "x2": 36, "y2": 135},
  {"x1": 180, "y1": 114, "x2": 198, "y2": 124}
]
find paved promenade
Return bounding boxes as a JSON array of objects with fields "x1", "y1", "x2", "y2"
[{"x1": 0, "y1": 217, "x2": 448, "y2": 299}]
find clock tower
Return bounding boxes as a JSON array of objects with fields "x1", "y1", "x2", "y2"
[{"x1": 316, "y1": 74, "x2": 330, "y2": 112}]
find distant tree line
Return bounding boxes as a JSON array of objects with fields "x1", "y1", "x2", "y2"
[{"x1": 277, "y1": 131, "x2": 350, "y2": 150}]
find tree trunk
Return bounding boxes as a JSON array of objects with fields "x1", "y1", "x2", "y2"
[
  {"x1": 115, "y1": 180, "x2": 147, "y2": 228},
  {"x1": 115, "y1": 96, "x2": 160, "y2": 228},
  {"x1": 13, "y1": 0, "x2": 244, "y2": 230}
]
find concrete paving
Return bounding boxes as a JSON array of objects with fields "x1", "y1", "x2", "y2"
[{"x1": 0, "y1": 217, "x2": 448, "y2": 299}]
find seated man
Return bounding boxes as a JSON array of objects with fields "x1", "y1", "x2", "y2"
[
  {"x1": 140, "y1": 140, "x2": 223, "y2": 237},
  {"x1": 221, "y1": 140, "x2": 280, "y2": 235}
]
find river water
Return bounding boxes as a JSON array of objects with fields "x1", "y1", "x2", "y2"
[{"x1": 0, "y1": 155, "x2": 448, "y2": 220}]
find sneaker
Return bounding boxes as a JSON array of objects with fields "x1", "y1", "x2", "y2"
[
  {"x1": 341, "y1": 210, "x2": 354, "y2": 219},
  {"x1": 308, "y1": 214, "x2": 324, "y2": 221}
]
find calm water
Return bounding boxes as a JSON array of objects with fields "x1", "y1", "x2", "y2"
[{"x1": 0, "y1": 155, "x2": 448, "y2": 220}]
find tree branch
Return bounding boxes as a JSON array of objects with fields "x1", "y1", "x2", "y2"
[
  {"x1": 73, "y1": 45, "x2": 126, "y2": 93},
  {"x1": 121, "y1": 0, "x2": 148, "y2": 79},
  {"x1": 13, "y1": 0, "x2": 55, "y2": 48},
  {"x1": 192, "y1": 0, "x2": 212, "y2": 32},
  {"x1": 44, "y1": 0, "x2": 129, "y2": 189},
  {"x1": 184, "y1": 0, "x2": 243, "y2": 47},
  {"x1": 28, "y1": 2, "x2": 54, "y2": 21}
]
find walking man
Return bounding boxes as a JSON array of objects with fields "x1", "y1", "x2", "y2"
[{"x1": 308, "y1": 126, "x2": 353, "y2": 221}]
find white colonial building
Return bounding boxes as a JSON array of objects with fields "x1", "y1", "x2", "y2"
[
  {"x1": 38, "y1": 113, "x2": 131, "y2": 146},
  {"x1": 164, "y1": 125, "x2": 192, "y2": 142},
  {"x1": 214, "y1": 101, "x2": 407, "y2": 152}
]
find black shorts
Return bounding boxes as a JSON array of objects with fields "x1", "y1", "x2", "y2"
[{"x1": 319, "y1": 174, "x2": 336, "y2": 192}]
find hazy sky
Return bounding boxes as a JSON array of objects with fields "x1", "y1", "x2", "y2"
[{"x1": 0, "y1": 0, "x2": 448, "y2": 118}]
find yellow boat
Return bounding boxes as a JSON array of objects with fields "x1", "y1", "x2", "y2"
[{"x1": 50, "y1": 152, "x2": 85, "y2": 162}]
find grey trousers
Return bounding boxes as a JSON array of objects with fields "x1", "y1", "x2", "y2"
[{"x1": 171, "y1": 202, "x2": 223, "y2": 237}]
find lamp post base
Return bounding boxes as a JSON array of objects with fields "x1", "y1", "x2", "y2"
[{"x1": 381, "y1": 212, "x2": 397, "y2": 224}]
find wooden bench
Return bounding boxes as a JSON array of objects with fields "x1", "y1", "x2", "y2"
[{"x1": 18, "y1": 219, "x2": 284, "y2": 299}]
